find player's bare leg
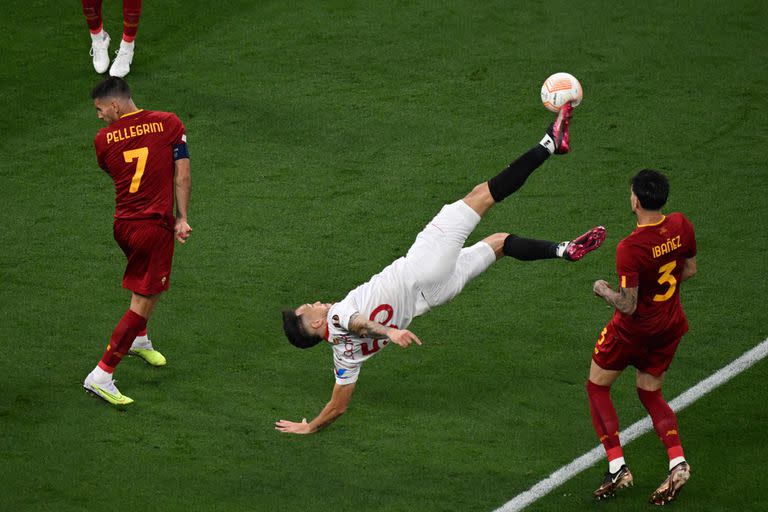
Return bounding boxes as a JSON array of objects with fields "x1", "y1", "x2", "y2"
[
  {"x1": 635, "y1": 370, "x2": 690, "y2": 505},
  {"x1": 128, "y1": 292, "x2": 167, "y2": 366},
  {"x1": 587, "y1": 361, "x2": 634, "y2": 499}
]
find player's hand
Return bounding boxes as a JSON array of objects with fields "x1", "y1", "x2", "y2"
[
  {"x1": 593, "y1": 279, "x2": 612, "y2": 297},
  {"x1": 275, "y1": 418, "x2": 313, "y2": 434},
  {"x1": 175, "y1": 218, "x2": 193, "y2": 243},
  {"x1": 388, "y1": 329, "x2": 422, "y2": 348}
]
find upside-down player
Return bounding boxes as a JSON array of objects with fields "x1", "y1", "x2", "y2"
[
  {"x1": 588, "y1": 169, "x2": 696, "y2": 505},
  {"x1": 83, "y1": 77, "x2": 192, "y2": 406},
  {"x1": 276, "y1": 103, "x2": 606, "y2": 434}
]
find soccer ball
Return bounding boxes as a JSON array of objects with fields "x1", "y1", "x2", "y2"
[{"x1": 540, "y1": 72, "x2": 583, "y2": 112}]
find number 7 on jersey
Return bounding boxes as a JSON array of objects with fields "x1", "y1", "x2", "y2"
[{"x1": 123, "y1": 147, "x2": 149, "y2": 193}]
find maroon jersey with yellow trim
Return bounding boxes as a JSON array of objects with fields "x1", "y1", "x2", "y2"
[
  {"x1": 610, "y1": 212, "x2": 696, "y2": 346},
  {"x1": 94, "y1": 109, "x2": 185, "y2": 224}
]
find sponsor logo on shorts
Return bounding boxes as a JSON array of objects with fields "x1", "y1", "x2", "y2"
[
  {"x1": 335, "y1": 368, "x2": 350, "y2": 379},
  {"x1": 161, "y1": 276, "x2": 167, "y2": 284}
]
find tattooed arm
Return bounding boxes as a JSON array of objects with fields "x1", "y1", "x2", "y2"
[
  {"x1": 593, "y1": 280, "x2": 638, "y2": 315},
  {"x1": 348, "y1": 313, "x2": 423, "y2": 348}
]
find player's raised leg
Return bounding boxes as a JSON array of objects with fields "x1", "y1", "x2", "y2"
[
  {"x1": 110, "y1": 0, "x2": 141, "y2": 77},
  {"x1": 82, "y1": 0, "x2": 110, "y2": 73},
  {"x1": 636, "y1": 370, "x2": 691, "y2": 505},
  {"x1": 587, "y1": 360, "x2": 634, "y2": 500},
  {"x1": 462, "y1": 103, "x2": 573, "y2": 218}
]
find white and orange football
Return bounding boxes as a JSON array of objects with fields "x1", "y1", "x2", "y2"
[{"x1": 540, "y1": 72, "x2": 583, "y2": 112}]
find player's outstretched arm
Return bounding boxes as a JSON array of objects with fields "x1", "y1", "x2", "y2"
[
  {"x1": 275, "y1": 382, "x2": 356, "y2": 435},
  {"x1": 174, "y1": 158, "x2": 192, "y2": 243},
  {"x1": 348, "y1": 314, "x2": 422, "y2": 348},
  {"x1": 593, "y1": 279, "x2": 638, "y2": 315}
]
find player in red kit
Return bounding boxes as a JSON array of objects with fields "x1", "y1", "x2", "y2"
[
  {"x1": 83, "y1": 77, "x2": 192, "y2": 406},
  {"x1": 82, "y1": 0, "x2": 142, "y2": 77},
  {"x1": 587, "y1": 169, "x2": 697, "y2": 505}
]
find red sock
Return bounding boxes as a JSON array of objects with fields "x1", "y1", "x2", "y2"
[
  {"x1": 122, "y1": 0, "x2": 142, "y2": 42},
  {"x1": 81, "y1": 0, "x2": 104, "y2": 34},
  {"x1": 98, "y1": 309, "x2": 147, "y2": 372},
  {"x1": 637, "y1": 388, "x2": 684, "y2": 460},
  {"x1": 137, "y1": 327, "x2": 147, "y2": 337},
  {"x1": 587, "y1": 380, "x2": 624, "y2": 461}
]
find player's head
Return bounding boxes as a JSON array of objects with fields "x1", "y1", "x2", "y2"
[
  {"x1": 282, "y1": 302, "x2": 331, "y2": 349},
  {"x1": 630, "y1": 169, "x2": 669, "y2": 212},
  {"x1": 90, "y1": 77, "x2": 134, "y2": 124}
]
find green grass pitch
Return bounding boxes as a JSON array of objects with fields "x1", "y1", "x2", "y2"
[{"x1": 1, "y1": 1, "x2": 767, "y2": 511}]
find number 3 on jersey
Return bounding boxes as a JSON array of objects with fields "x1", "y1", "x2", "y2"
[
  {"x1": 123, "y1": 147, "x2": 149, "y2": 193},
  {"x1": 653, "y1": 260, "x2": 677, "y2": 302}
]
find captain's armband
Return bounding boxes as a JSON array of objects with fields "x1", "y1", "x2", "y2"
[{"x1": 173, "y1": 142, "x2": 189, "y2": 160}]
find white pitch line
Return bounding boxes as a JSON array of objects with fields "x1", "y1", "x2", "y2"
[{"x1": 494, "y1": 336, "x2": 768, "y2": 512}]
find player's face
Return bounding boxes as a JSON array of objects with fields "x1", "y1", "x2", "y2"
[
  {"x1": 295, "y1": 301, "x2": 331, "y2": 325},
  {"x1": 93, "y1": 98, "x2": 120, "y2": 124}
]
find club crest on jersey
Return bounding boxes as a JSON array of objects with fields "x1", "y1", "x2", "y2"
[{"x1": 332, "y1": 315, "x2": 342, "y2": 329}]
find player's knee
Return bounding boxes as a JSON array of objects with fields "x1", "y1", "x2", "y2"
[
  {"x1": 466, "y1": 182, "x2": 492, "y2": 202},
  {"x1": 481, "y1": 233, "x2": 509, "y2": 258}
]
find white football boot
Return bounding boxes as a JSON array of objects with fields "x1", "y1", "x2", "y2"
[
  {"x1": 89, "y1": 31, "x2": 111, "y2": 74},
  {"x1": 109, "y1": 41, "x2": 134, "y2": 78}
]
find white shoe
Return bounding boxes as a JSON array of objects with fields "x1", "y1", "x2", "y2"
[
  {"x1": 89, "y1": 32, "x2": 110, "y2": 74},
  {"x1": 83, "y1": 372, "x2": 134, "y2": 406},
  {"x1": 109, "y1": 42, "x2": 134, "y2": 78}
]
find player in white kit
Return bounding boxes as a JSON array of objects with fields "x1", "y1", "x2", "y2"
[{"x1": 277, "y1": 104, "x2": 604, "y2": 434}]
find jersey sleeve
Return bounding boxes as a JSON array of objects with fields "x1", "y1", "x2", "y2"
[
  {"x1": 328, "y1": 297, "x2": 358, "y2": 331},
  {"x1": 616, "y1": 240, "x2": 640, "y2": 288},
  {"x1": 166, "y1": 113, "x2": 187, "y2": 147}
]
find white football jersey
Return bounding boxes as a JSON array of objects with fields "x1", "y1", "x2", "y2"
[{"x1": 325, "y1": 257, "x2": 430, "y2": 385}]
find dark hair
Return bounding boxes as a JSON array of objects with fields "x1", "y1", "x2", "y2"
[
  {"x1": 282, "y1": 310, "x2": 323, "y2": 349},
  {"x1": 630, "y1": 169, "x2": 669, "y2": 210},
  {"x1": 90, "y1": 77, "x2": 132, "y2": 100}
]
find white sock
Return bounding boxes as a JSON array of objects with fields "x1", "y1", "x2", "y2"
[
  {"x1": 119, "y1": 40, "x2": 135, "y2": 51},
  {"x1": 555, "y1": 241, "x2": 569, "y2": 258},
  {"x1": 539, "y1": 133, "x2": 555, "y2": 155},
  {"x1": 91, "y1": 30, "x2": 107, "y2": 43},
  {"x1": 91, "y1": 365, "x2": 112, "y2": 384},
  {"x1": 131, "y1": 334, "x2": 152, "y2": 350},
  {"x1": 669, "y1": 456, "x2": 686, "y2": 471},
  {"x1": 609, "y1": 457, "x2": 626, "y2": 474}
]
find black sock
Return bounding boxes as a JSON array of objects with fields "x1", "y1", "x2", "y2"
[
  {"x1": 487, "y1": 144, "x2": 550, "y2": 202},
  {"x1": 503, "y1": 234, "x2": 562, "y2": 261}
]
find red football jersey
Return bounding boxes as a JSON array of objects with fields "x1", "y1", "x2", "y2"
[
  {"x1": 610, "y1": 212, "x2": 697, "y2": 346},
  {"x1": 94, "y1": 109, "x2": 186, "y2": 225}
]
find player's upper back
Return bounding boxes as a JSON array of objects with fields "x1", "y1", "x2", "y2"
[
  {"x1": 617, "y1": 212, "x2": 696, "y2": 307},
  {"x1": 94, "y1": 109, "x2": 186, "y2": 222}
]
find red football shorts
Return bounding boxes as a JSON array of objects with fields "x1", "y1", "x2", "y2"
[
  {"x1": 113, "y1": 219, "x2": 174, "y2": 295},
  {"x1": 591, "y1": 321, "x2": 682, "y2": 377}
]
